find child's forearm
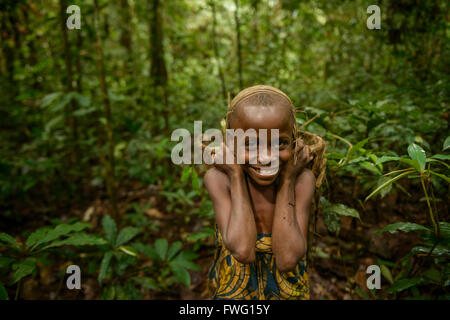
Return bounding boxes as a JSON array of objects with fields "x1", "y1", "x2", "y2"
[
  {"x1": 272, "y1": 176, "x2": 307, "y2": 272},
  {"x1": 224, "y1": 169, "x2": 257, "y2": 263}
]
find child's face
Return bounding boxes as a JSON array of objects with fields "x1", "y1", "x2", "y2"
[{"x1": 230, "y1": 104, "x2": 293, "y2": 186}]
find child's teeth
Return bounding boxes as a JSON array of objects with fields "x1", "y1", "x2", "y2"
[{"x1": 259, "y1": 167, "x2": 278, "y2": 176}]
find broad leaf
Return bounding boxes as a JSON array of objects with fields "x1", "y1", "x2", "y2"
[
  {"x1": 26, "y1": 222, "x2": 92, "y2": 251},
  {"x1": 167, "y1": 241, "x2": 182, "y2": 261},
  {"x1": 40, "y1": 233, "x2": 107, "y2": 251},
  {"x1": 11, "y1": 259, "x2": 37, "y2": 284},
  {"x1": 170, "y1": 251, "x2": 201, "y2": 271},
  {"x1": 386, "y1": 278, "x2": 423, "y2": 294},
  {"x1": 323, "y1": 210, "x2": 340, "y2": 236},
  {"x1": 0, "y1": 233, "x2": 16, "y2": 245},
  {"x1": 98, "y1": 251, "x2": 113, "y2": 283},
  {"x1": 102, "y1": 215, "x2": 117, "y2": 245},
  {"x1": 154, "y1": 238, "x2": 168, "y2": 261},
  {"x1": 375, "y1": 222, "x2": 430, "y2": 235},
  {"x1": 323, "y1": 203, "x2": 360, "y2": 220},
  {"x1": 0, "y1": 281, "x2": 8, "y2": 300},
  {"x1": 431, "y1": 154, "x2": 450, "y2": 161},
  {"x1": 131, "y1": 277, "x2": 158, "y2": 290},
  {"x1": 132, "y1": 243, "x2": 159, "y2": 259},
  {"x1": 380, "y1": 265, "x2": 393, "y2": 284},
  {"x1": 407, "y1": 143, "x2": 426, "y2": 171},
  {"x1": 169, "y1": 263, "x2": 190, "y2": 288},
  {"x1": 375, "y1": 156, "x2": 400, "y2": 164},
  {"x1": 115, "y1": 227, "x2": 140, "y2": 248},
  {"x1": 443, "y1": 136, "x2": 450, "y2": 151}
]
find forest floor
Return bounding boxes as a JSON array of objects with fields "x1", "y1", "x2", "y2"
[{"x1": 9, "y1": 178, "x2": 430, "y2": 300}]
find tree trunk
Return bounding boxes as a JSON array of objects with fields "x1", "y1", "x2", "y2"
[
  {"x1": 210, "y1": 1, "x2": 227, "y2": 101},
  {"x1": 94, "y1": 0, "x2": 119, "y2": 221},
  {"x1": 59, "y1": 0, "x2": 79, "y2": 166},
  {"x1": 234, "y1": 0, "x2": 243, "y2": 90},
  {"x1": 149, "y1": 0, "x2": 169, "y2": 131}
]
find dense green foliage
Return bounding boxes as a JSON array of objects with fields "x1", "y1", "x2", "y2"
[{"x1": 0, "y1": 0, "x2": 448, "y2": 299}]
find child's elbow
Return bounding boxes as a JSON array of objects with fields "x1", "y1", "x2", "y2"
[
  {"x1": 276, "y1": 250, "x2": 306, "y2": 272},
  {"x1": 276, "y1": 257, "x2": 299, "y2": 273},
  {"x1": 231, "y1": 248, "x2": 255, "y2": 264}
]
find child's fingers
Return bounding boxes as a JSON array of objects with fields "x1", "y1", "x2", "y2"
[{"x1": 294, "y1": 139, "x2": 304, "y2": 154}]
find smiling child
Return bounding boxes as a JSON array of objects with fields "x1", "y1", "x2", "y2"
[{"x1": 205, "y1": 85, "x2": 325, "y2": 300}]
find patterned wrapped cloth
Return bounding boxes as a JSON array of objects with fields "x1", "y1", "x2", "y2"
[{"x1": 208, "y1": 225, "x2": 310, "y2": 300}]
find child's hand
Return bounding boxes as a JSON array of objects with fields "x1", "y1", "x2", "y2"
[
  {"x1": 212, "y1": 143, "x2": 242, "y2": 176},
  {"x1": 280, "y1": 140, "x2": 313, "y2": 181}
]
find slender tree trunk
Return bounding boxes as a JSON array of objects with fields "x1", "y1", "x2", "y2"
[
  {"x1": 210, "y1": 1, "x2": 227, "y2": 101},
  {"x1": 59, "y1": 0, "x2": 79, "y2": 167},
  {"x1": 149, "y1": 0, "x2": 169, "y2": 131},
  {"x1": 234, "y1": 0, "x2": 243, "y2": 90},
  {"x1": 94, "y1": 0, "x2": 119, "y2": 221},
  {"x1": 251, "y1": 0, "x2": 260, "y2": 51}
]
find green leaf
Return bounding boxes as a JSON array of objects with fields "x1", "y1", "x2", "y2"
[
  {"x1": 323, "y1": 203, "x2": 360, "y2": 220},
  {"x1": 354, "y1": 287, "x2": 370, "y2": 299},
  {"x1": 443, "y1": 136, "x2": 450, "y2": 151},
  {"x1": 439, "y1": 222, "x2": 450, "y2": 238},
  {"x1": 191, "y1": 169, "x2": 199, "y2": 189},
  {"x1": 399, "y1": 158, "x2": 421, "y2": 172},
  {"x1": 170, "y1": 251, "x2": 201, "y2": 271},
  {"x1": 39, "y1": 233, "x2": 107, "y2": 251},
  {"x1": 386, "y1": 278, "x2": 423, "y2": 294},
  {"x1": 169, "y1": 263, "x2": 190, "y2": 287},
  {"x1": 365, "y1": 171, "x2": 413, "y2": 201},
  {"x1": 40, "y1": 92, "x2": 62, "y2": 108},
  {"x1": 411, "y1": 245, "x2": 450, "y2": 257},
  {"x1": 323, "y1": 209, "x2": 340, "y2": 236},
  {"x1": 380, "y1": 264, "x2": 393, "y2": 284},
  {"x1": 98, "y1": 251, "x2": 113, "y2": 283},
  {"x1": 115, "y1": 227, "x2": 140, "y2": 248},
  {"x1": 26, "y1": 222, "x2": 92, "y2": 251},
  {"x1": 118, "y1": 245, "x2": 138, "y2": 257},
  {"x1": 11, "y1": 259, "x2": 37, "y2": 284},
  {"x1": 181, "y1": 166, "x2": 192, "y2": 182},
  {"x1": 407, "y1": 143, "x2": 426, "y2": 171},
  {"x1": 0, "y1": 233, "x2": 17, "y2": 245},
  {"x1": 100, "y1": 285, "x2": 115, "y2": 300},
  {"x1": 360, "y1": 161, "x2": 381, "y2": 175},
  {"x1": 375, "y1": 156, "x2": 400, "y2": 165},
  {"x1": 0, "y1": 281, "x2": 8, "y2": 300},
  {"x1": 167, "y1": 241, "x2": 182, "y2": 261},
  {"x1": 132, "y1": 243, "x2": 159, "y2": 259},
  {"x1": 0, "y1": 257, "x2": 14, "y2": 269},
  {"x1": 375, "y1": 222, "x2": 430, "y2": 235},
  {"x1": 102, "y1": 215, "x2": 117, "y2": 245},
  {"x1": 423, "y1": 268, "x2": 441, "y2": 284},
  {"x1": 431, "y1": 154, "x2": 450, "y2": 161},
  {"x1": 131, "y1": 277, "x2": 158, "y2": 290},
  {"x1": 154, "y1": 238, "x2": 168, "y2": 261}
]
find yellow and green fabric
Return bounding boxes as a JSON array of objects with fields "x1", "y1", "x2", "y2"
[{"x1": 208, "y1": 226, "x2": 310, "y2": 300}]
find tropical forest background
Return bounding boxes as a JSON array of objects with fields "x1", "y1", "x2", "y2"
[{"x1": 0, "y1": 0, "x2": 449, "y2": 300}]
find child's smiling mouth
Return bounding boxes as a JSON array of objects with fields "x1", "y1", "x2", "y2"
[{"x1": 248, "y1": 165, "x2": 279, "y2": 178}]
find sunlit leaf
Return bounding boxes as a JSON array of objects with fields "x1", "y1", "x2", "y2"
[
  {"x1": 375, "y1": 222, "x2": 430, "y2": 235},
  {"x1": 407, "y1": 143, "x2": 426, "y2": 171}
]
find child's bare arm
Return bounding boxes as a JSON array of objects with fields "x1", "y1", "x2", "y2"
[
  {"x1": 272, "y1": 170, "x2": 315, "y2": 272},
  {"x1": 204, "y1": 167, "x2": 257, "y2": 263},
  {"x1": 272, "y1": 143, "x2": 315, "y2": 272}
]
